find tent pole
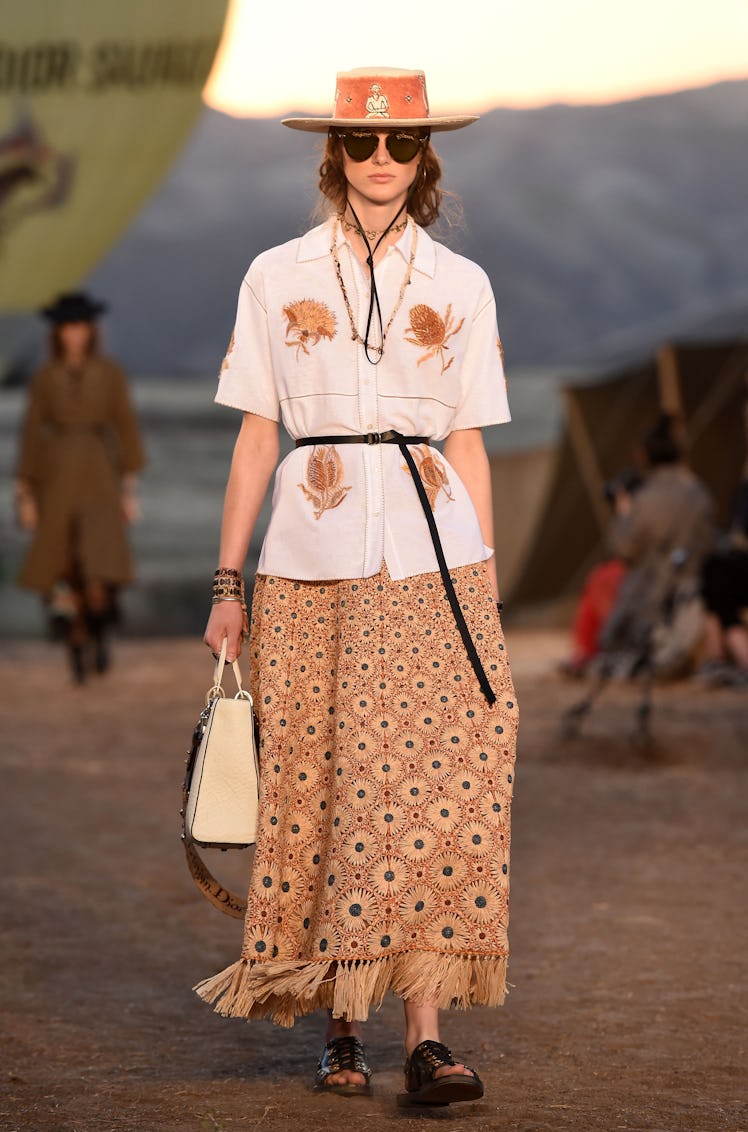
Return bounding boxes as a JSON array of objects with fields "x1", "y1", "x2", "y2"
[
  {"x1": 684, "y1": 346, "x2": 748, "y2": 446},
  {"x1": 656, "y1": 343, "x2": 689, "y2": 452},
  {"x1": 563, "y1": 389, "x2": 610, "y2": 536}
]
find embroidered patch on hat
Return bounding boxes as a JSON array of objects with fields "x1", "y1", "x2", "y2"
[{"x1": 365, "y1": 83, "x2": 390, "y2": 119}]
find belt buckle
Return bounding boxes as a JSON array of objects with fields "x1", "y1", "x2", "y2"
[{"x1": 365, "y1": 431, "x2": 381, "y2": 445}]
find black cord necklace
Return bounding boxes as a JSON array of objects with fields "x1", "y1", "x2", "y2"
[
  {"x1": 340, "y1": 148, "x2": 428, "y2": 364},
  {"x1": 345, "y1": 197, "x2": 408, "y2": 366}
]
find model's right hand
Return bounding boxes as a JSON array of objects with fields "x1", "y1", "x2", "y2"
[{"x1": 204, "y1": 601, "x2": 245, "y2": 662}]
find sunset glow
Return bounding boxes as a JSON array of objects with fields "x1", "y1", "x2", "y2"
[{"x1": 204, "y1": 0, "x2": 748, "y2": 117}]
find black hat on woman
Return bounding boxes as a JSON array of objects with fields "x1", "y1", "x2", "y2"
[{"x1": 40, "y1": 291, "x2": 108, "y2": 324}]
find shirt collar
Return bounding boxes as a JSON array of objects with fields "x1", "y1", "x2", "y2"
[{"x1": 297, "y1": 215, "x2": 436, "y2": 278}]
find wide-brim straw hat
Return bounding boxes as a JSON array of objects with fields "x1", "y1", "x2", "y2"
[
  {"x1": 41, "y1": 290, "x2": 108, "y2": 324},
  {"x1": 282, "y1": 67, "x2": 477, "y2": 133}
]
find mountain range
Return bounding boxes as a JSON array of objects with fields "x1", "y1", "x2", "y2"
[{"x1": 86, "y1": 79, "x2": 748, "y2": 376}]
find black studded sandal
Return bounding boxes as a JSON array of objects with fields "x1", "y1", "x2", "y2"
[
  {"x1": 396, "y1": 1039, "x2": 484, "y2": 1107},
  {"x1": 313, "y1": 1035, "x2": 373, "y2": 1097}
]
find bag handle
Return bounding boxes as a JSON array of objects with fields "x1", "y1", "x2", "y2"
[{"x1": 206, "y1": 637, "x2": 253, "y2": 703}]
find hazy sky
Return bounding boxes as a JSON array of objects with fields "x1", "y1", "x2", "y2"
[{"x1": 204, "y1": 0, "x2": 748, "y2": 116}]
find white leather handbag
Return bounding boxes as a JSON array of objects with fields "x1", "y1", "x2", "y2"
[{"x1": 181, "y1": 639, "x2": 258, "y2": 917}]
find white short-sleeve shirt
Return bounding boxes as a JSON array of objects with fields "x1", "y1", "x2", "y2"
[{"x1": 216, "y1": 217, "x2": 510, "y2": 581}]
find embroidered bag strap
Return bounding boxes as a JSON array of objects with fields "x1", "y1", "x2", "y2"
[
  {"x1": 181, "y1": 825, "x2": 248, "y2": 919},
  {"x1": 295, "y1": 431, "x2": 497, "y2": 705},
  {"x1": 181, "y1": 730, "x2": 249, "y2": 918}
]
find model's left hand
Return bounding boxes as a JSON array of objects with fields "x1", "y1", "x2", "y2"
[{"x1": 122, "y1": 476, "x2": 141, "y2": 523}]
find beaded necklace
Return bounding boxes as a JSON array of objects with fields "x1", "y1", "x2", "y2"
[{"x1": 330, "y1": 215, "x2": 417, "y2": 362}]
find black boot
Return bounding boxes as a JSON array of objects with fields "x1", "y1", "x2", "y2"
[
  {"x1": 69, "y1": 643, "x2": 87, "y2": 684},
  {"x1": 93, "y1": 631, "x2": 110, "y2": 674},
  {"x1": 87, "y1": 610, "x2": 112, "y2": 674}
]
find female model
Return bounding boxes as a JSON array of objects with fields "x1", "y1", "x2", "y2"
[
  {"x1": 199, "y1": 67, "x2": 518, "y2": 1107},
  {"x1": 15, "y1": 291, "x2": 145, "y2": 682}
]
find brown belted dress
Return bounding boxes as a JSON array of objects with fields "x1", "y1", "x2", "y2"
[{"x1": 17, "y1": 355, "x2": 145, "y2": 592}]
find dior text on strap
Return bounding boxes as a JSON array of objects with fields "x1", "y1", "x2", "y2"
[{"x1": 295, "y1": 430, "x2": 496, "y2": 705}]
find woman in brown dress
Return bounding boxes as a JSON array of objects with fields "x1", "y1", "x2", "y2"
[
  {"x1": 199, "y1": 67, "x2": 518, "y2": 1106},
  {"x1": 15, "y1": 291, "x2": 145, "y2": 682}
]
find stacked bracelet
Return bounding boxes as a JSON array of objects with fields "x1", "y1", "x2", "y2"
[
  {"x1": 212, "y1": 585, "x2": 244, "y2": 600},
  {"x1": 213, "y1": 566, "x2": 244, "y2": 603},
  {"x1": 212, "y1": 567, "x2": 249, "y2": 640}
]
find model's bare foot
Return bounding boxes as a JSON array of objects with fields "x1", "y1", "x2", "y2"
[{"x1": 321, "y1": 1018, "x2": 368, "y2": 1089}]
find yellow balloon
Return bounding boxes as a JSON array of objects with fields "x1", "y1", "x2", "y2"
[{"x1": 0, "y1": 0, "x2": 228, "y2": 309}]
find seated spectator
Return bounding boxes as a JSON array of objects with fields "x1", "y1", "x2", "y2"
[
  {"x1": 695, "y1": 480, "x2": 748, "y2": 686},
  {"x1": 598, "y1": 414, "x2": 714, "y2": 678},
  {"x1": 562, "y1": 558, "x2": 628, "y2": 677},
  {"x1": 560, "y1": 468, "x2": 641, "y2": 677}
]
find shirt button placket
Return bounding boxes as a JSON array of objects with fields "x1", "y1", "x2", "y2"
[
  {"x1": 351, "y1": 247, "x2": 385, "y2": 575},
  {"x1": 349, "y1": 250, "x2": 376, "y2": 575},
  {"x1": 362, "y1": 360, "x2": 383, "y2": 571}
]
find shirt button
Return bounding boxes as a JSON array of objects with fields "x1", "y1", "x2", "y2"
[{"x1": 366, "y1": 422, "x2": 374, "y2": 429}]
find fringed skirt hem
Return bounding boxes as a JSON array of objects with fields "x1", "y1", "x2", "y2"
[{"x1": 194, "y1": 950, "x2": 508, "y2": 1028}]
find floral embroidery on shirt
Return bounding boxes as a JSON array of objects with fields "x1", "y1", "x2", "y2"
[
  {"x1": 298, "y1": 445, "x2": 352, "y2": 519},
  {"x1": 404, "y1": 303, "x2": 465, "y2": 374},
  {"x1": 496, "y1": 335, "x2": 505, "y2": 367},
  {"x1": 283, "y1": 299, "x2": 337, "y2": 360},
  {"x1": 402, "y1": 444, "x2": 455, "y2": 511},
  {"x1": 220, "y1": 331, "x2": 235, "y2": 374}
]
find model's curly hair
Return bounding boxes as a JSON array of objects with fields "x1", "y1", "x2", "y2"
[{"x1": 318, "y1": 130, "x2": 444, "y2": 228}]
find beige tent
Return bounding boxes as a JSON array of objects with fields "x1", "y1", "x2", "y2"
[{"x1": 492, "y1": 339, "x2": 748, "y2": 608}]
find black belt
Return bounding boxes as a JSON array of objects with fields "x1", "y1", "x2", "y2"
[{"x1": 295, "y1": 430, "x2": 496, "y2": 705}]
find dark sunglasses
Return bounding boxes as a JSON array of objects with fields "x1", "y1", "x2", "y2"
[{"x1": 335, "y1": 129, "x2": 427, "y2": 164}]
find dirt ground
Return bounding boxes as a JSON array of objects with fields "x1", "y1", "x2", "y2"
[{"x1": 1, "y1": 630, "x2": 746, "y2": 1132}]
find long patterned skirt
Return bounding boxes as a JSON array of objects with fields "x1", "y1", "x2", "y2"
[{"x1": 195, "y1": 561, "x2": 518, "y2": 1027}]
